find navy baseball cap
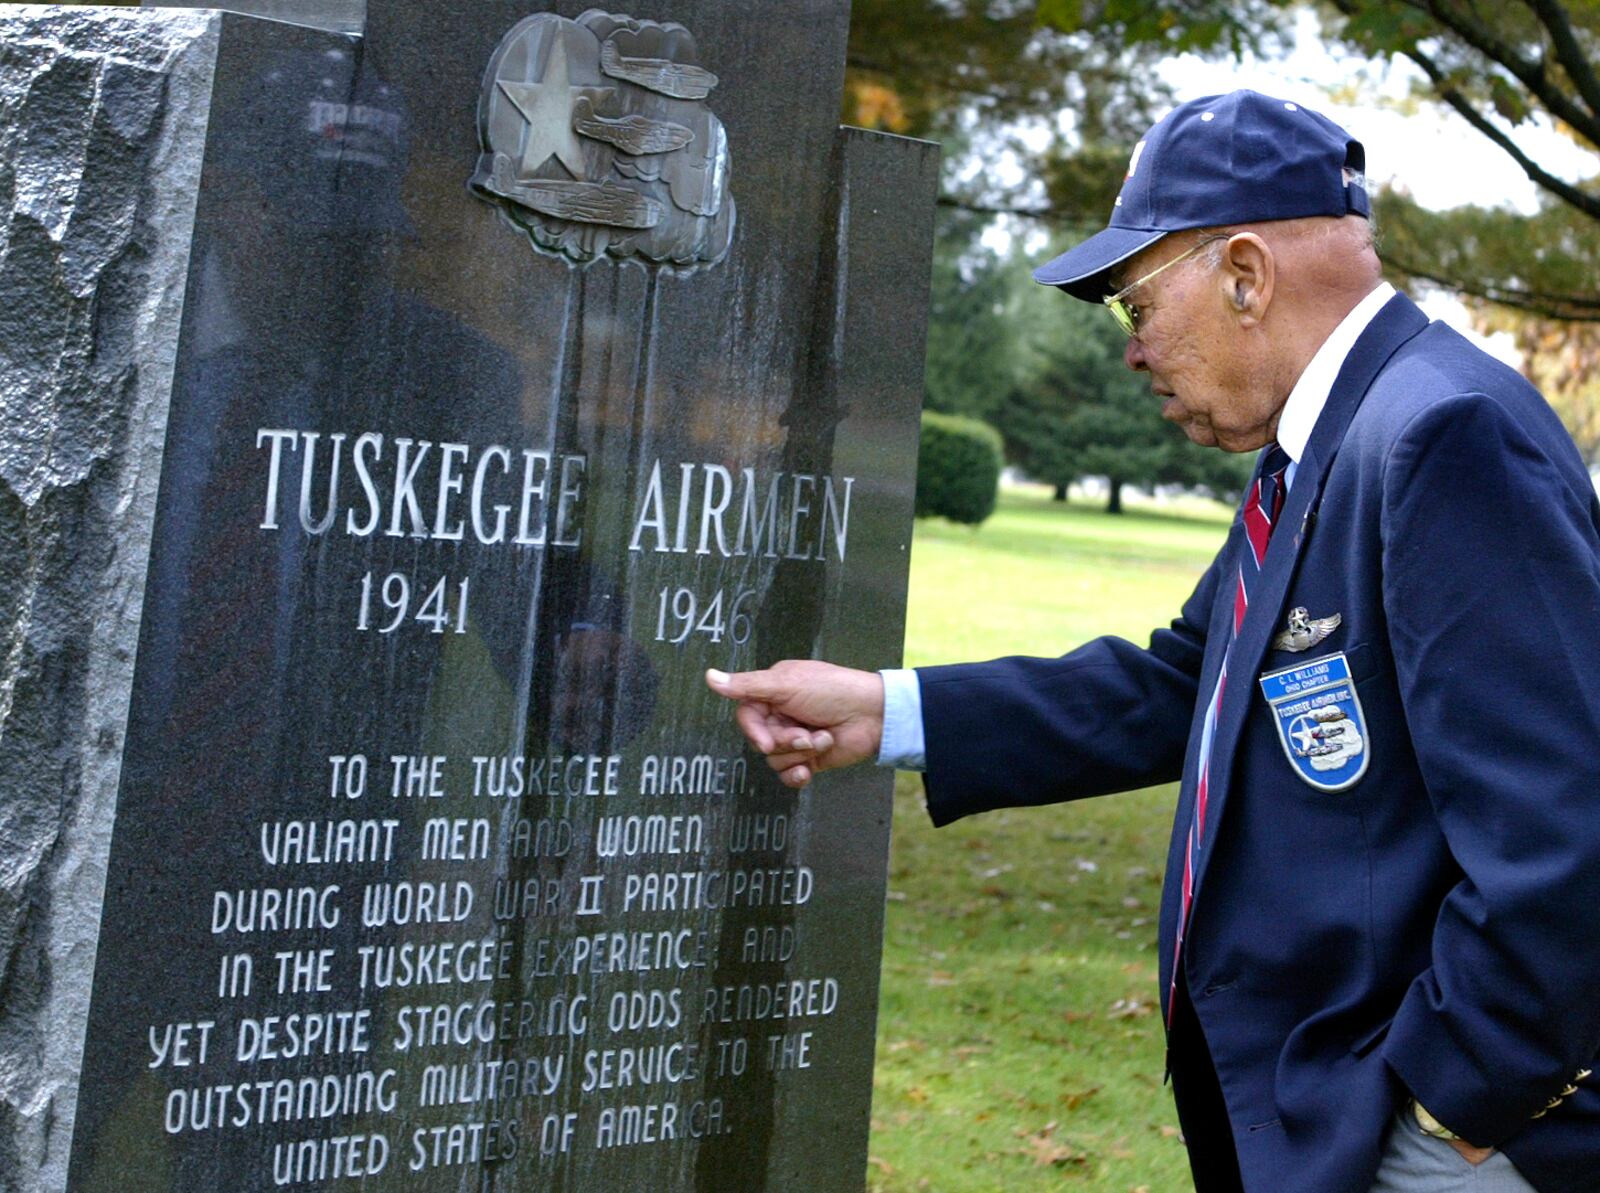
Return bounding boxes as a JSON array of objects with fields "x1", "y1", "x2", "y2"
[{"x1": 1035, "y1": 90, "x2": 1370, "y2": 301}]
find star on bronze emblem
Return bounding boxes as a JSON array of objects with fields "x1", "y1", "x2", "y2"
[{"x1": 497, "y1": 33, "x2": 615, "y2": 180}]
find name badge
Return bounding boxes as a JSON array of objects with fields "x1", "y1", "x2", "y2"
[{"x1": 1258, "y1": 651, "x2": 1370, "y2": 791}]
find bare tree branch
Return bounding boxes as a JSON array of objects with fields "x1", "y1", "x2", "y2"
[
  {"x1": 1382, "y1": 249, "x2": 1600, "y2": 320},
  {"x1": 1519, "y1": 0, "x2": 1600, "y2": 135},
  {"x1": 1405, "y1": 44, "x2": 1600, "y2": 220},
  {"x1": 1401, "y1": 0, "x2": 1600, "y2": 146},
  {"x1": 935, "y1": 195, "x2": 1060, "y2": 219}
]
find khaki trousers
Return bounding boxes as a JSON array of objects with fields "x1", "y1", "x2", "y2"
[{"x1": 1367, "y1": 1113, "x2": 1537, "y2": 1193}]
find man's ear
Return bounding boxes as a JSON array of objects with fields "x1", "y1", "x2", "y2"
[{"x1": 1218, "y1": 233, "x2": 1273, "y2": 326}]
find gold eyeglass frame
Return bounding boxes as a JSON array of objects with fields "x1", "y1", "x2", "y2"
[{"x1": 1103, "y1": 234, "x2": 1230, "y2": 337}]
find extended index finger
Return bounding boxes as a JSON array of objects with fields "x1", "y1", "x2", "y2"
[{"x1": 706, "y1": 667, "x2": 783, "y2": 704}]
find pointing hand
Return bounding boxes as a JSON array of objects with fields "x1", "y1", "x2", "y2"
[{"x1": 705, "y1": 661, "x2": 884, "y2": 789}]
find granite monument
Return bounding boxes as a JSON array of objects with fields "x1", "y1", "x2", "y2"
[{"x1": 0, "y1": 1, "x2": 936, "y2": 1188}]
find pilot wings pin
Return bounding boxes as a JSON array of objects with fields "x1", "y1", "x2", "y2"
[{"x1": 1271, "y1": 607, "x2": 1341, "y2": 653}]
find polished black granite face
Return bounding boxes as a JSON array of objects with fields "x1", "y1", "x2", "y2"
[{"x1": 67, "y1": 3, "x2": 933, "y2": 1190}]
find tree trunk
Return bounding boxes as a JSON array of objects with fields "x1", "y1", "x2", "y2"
[
  {"x1": 1052, "y1": 483, "x2": 1067, "y2": 502},
  {"x1": 1107, "y1": 478, "x2": 1123, "y2": 514}
]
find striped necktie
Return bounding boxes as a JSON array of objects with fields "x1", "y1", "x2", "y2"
[{"x1": 1168, "y1": 443, "x2": 1291, "y2": 1025}]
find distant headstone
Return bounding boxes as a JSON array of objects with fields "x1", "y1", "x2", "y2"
[{"x1": 0, "y1": 2, "x2": 936, "y2": 1190}]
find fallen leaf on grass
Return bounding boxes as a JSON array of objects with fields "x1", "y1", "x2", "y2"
[
  {"x1": 867, "y1": 1156, "x2": 894, "y2": 1174},
  {"x1": 904, "y1": 1086, "x2": 930, "y2": 1105},
  {"x1": 1107, "y1": 997, "x2": 1154, "y2": 1020},
  {"x1": 1014, "y1": 1121, "x2": 1088, "y2": 1168},
  {"x1": 1159, "y1": 1125, "x2": 1184, "y2": 1140},
  {"x1": 1010, "y1": 1092, "x2": 1050, "y2": 1111},
  {"x1": 1059, "y1": 1086, "x2": 1101, "y2": 1111},
  {"x1": 926, "y1": 970, "x2": 958, "y2": 987}
]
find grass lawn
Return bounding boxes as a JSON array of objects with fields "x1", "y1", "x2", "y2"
[{"x1": 866, "y1": 484, "x2": 1233, "y2": 1192}]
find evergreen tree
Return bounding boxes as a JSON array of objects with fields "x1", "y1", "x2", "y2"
[
  {"x1": 997, "y1": 288, "x2": 1254, "y2": 511},
  {"x1": 922, "y1": 210, "x2": 1021, "y2": 422}
]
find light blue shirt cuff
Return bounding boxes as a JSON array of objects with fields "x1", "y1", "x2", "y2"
[{"x1": 876, "y1": 668, "x2": 927, "y2": 771}]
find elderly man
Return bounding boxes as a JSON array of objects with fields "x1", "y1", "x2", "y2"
[{"x1": 707, "y1": 91, "x2": 1600, "y2": 1193}]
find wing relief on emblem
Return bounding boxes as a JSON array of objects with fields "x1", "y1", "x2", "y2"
[
  {"x1": 469, "y1": 10, "x2": 736, "y2": 270},
  {"x1": 1271, "y1": 607, "x2": 1341, "y2": 653}
]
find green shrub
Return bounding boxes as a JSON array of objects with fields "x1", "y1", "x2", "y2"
[{"x1": 916, "y1": 411, "x2": 1002, "y2": 525}]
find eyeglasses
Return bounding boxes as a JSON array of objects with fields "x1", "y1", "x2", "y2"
[{"x1": 1103, "y1": 234, "x2": 1229, "y2": 337}]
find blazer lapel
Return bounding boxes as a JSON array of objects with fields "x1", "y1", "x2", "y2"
[{"x1": 1187, "y1": 293, "x2": 1431, "y2": 904}]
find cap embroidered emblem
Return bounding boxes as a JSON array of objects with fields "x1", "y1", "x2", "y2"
[{"x1": 1125, "y1": 140, "x2": 1146, "y2": 179}]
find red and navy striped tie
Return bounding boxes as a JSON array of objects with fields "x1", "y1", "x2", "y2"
[{"x1": 1169, "y1": 443, "x2": 1291, "y2": 1025}]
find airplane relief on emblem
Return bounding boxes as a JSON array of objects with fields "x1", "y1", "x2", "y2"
[{"x1": 470, "y1": 10, "x2": 735, "y2": 270}]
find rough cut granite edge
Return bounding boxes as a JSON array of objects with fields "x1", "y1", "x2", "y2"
[{"x1": 0, "y1": 8, "x2": 220, "y2": 1190}]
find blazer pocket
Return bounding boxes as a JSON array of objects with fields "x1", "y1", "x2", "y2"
[{"x1": 1258, "y1": 639, "x2": 1377, "y2": 683}]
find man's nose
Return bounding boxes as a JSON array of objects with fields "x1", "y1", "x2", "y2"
[{"x1": 1124, "y1": 335, "x2": 1148, "y2": 372}]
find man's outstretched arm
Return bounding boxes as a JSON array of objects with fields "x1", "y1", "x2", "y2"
[{"x1": 708, "y1": 534, "x2": 1228, "y2": 801}]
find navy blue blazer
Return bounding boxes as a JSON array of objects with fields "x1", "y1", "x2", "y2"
[{"x1": 919, "y1": 294, "x2": 1600, "y2": 1193}]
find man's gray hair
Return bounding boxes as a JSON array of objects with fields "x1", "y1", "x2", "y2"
[{"x1": 1197, "y1": 203, "x2": 1379, "y2": 268}]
